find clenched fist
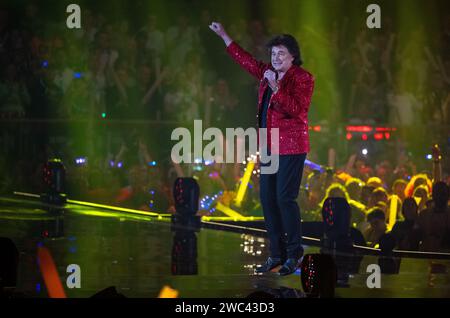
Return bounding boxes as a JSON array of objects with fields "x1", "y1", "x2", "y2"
[
  {"x1": 209, "y1": 22, "x2": 226, "y2": 37},
  {"x1": 209, "y1": 22, "x2": 233, "y2": 47}
]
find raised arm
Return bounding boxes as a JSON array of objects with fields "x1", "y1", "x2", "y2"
[
  {"x1": 108, "y1": 51, "x2": 128, "y2": 104},
  {"x1": 432, "y1": 144, "x2": 442, "y2": 183},
  {"x1": 209, "y1": 22, "x2": 233, "y2": 47},
  {"x1": 141, "y1": 68, "x2": 167, "y2": 105},
  {"x1": 209, "y1": 22, "x2": 267, "y2": 80}
]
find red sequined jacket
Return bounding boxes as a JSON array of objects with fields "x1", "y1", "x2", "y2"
[{"x1": 226, "y1": 42, "x2": 314, "y2": 155}]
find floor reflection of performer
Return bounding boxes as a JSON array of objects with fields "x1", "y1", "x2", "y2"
[
  {"x1": 210, "y1": 22, "x2": 314, "y2": 275},
  {"x1": 171, "y1": 178, "x2": 201, "y2": 275},
  {"x1": 171, "y1": 228, "x2": 198, "y2": 275}
]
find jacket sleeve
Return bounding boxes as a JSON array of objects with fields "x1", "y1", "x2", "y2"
[
  {"x1": 226, "y1": 42, "x2": 268, "y2": 80},
  {"x1": 273, "y1": 72, "x2": 314, "y2": 118}
]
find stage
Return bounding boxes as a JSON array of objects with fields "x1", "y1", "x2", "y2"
[{"x1": 1, "y1": 196, "x2": 449, "y2": 298}]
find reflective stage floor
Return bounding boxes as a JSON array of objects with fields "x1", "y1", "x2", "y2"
[{"x1": 1, "y1": 197, "x2": 449, "y2": 298}]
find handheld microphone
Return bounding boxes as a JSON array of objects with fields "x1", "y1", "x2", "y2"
[{"x1": 262, "y1": 70, "x2": 278, "y2": 83}]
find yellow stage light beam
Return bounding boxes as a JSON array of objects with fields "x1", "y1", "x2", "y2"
[
  {"x1": 387, "y1": 195, "x2": 399, "y2": 231},
  {"x1": 13, "y1": 191, "x2": 171, "y2": 219},
  {"x1": 201, "y1": 215, "x2": 264, "y2": 222},
  {"x1": 234, "y1": 158, "x2": 256, "y2": 208},
  {"x1": 215, "y1": 202, "x2": 246, "y2": 221},
  {"x1": 67, "y1": 199, "x2": 171, "y2": 217}
]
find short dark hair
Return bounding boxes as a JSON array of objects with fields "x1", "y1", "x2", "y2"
[
  {"x1": 402, "y1": 197, "x2": 418, "y2": 214},
  {"x1": 266, "y1": 34, "x2": 303, "y2": 66},
  {"x1": 367, "y1": 209, "x2": 385, "y2": 222}
]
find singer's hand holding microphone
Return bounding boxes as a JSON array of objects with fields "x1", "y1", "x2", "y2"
[{"x1": 264, "y1": 70, "x2": 279, "y2": 93}]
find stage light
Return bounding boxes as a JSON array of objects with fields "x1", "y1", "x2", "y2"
[
  {"x1": 208, "y1": 172, "x2": 219, "y2": 178},
  {"x1": 75, "y1": 157, "x2": 87, "y2": 166},
  {"x1": 300, "y1": 254, "x2": 336, "y2": 298},
  {"x1": 41, "y1": 159, "x2": 67, "y2": 205},
  {"x1": 374, "y1": 133, "x2": 383, "y2": 140},
  {"x1": 173, "y1": 178, "x2": 199, "y2": 216},
  {"x1": 321, "y1": 197, "x2": 352, "y2": 250},
  {"x1": 362, "y1": 148, "x2": 368, "y2": 155},
  {"x1": 172, "y1": 178, "x2": 201, "y2": 231},
  {"x1": 346, "y1": 125, "x2": 373, "y2": 132},
  {"x1": 171, "y1": 228, "x2": 198, "y2": 275},
  {"x1": 362, "y1": 134, "x2": 368, "y2": 141}
]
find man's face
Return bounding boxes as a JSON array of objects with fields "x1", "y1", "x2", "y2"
[{"x1": 271, "y1": 45, "x2": 294, "y2": 72}]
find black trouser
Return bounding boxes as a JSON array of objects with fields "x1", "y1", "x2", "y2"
[{"x1": 259, "y1": 153, "x2": 306, "y2": 260}]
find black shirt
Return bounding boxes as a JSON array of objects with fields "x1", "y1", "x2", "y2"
[{"x1": 260, "y1": 86, "x2": 272, "y2": 128}]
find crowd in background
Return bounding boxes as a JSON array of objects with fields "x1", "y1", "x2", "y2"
[
  {"x1": 1, "y1": 2, "x2": 449, "y2": 125},
  {"x1": 298, "y1": 151, "x2": 450, "y2": 253},
  {"x1": 0, "y1": 1, "x2": 449, "y2": 252}
]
